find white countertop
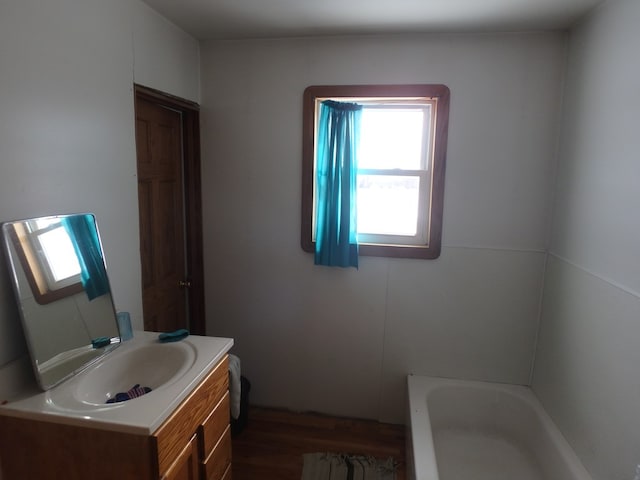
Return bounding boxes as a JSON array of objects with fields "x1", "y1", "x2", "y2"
[{"x1": 0, "y1": 331, "x2": 233, "y2": 435}]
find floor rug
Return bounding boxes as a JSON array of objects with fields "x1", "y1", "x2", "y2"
[{"x1": 301, "y1": 452, "x2": 397, "y2": 480}]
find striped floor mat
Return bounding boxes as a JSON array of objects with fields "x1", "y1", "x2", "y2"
[{"x1": 301, "y1": 452, "x2": 397, "y2": 480}]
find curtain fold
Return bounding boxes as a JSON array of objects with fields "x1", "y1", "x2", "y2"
[
  {"x1": 314, "y1": 100, "x2": 362, "y2": 268},
  {"x1": 61, "y1": 214, "x2": 110, "y2": 301}
]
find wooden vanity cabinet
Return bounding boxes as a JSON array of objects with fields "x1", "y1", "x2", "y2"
[
  {"x1": 0, "y1": 355, "x2": 231, "y2": 480},
  {"x1": 163, "y1": 434, "x2": 199, "y2": 480},
  {"x1": 155, "y1": 355, "x2": 231, "y2": 479}
]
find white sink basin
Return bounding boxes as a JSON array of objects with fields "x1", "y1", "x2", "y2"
[
  {"x1": 3, "y1": 332, "x2": 233, "y2": 434},
  {"x1": 75, "y1": 342, "x2": 197, "y2": 405}
]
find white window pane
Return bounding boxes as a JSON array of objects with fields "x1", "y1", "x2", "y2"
[
  {"x1": 357, "y1": 175, "x2": 420, "y2": 236},
  {"x1": 39, "y1": 228, "x2": 81, "y2": 282},
  {"x1": 34, "y1": 218, "x2": 59, "y2": 230},
  {"x1": 359, "y1": 108, "x2": 428, "y2": 170}
]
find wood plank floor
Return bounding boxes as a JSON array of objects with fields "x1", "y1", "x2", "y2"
[{"x1": 231, "y1": 407, "x2": 407, "y2": 480}]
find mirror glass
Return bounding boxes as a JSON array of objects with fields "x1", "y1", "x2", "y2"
[{"x1": 2, "y1": 213, "x2": 120, "y2": 390}]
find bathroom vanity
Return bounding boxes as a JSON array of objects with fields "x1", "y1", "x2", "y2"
[
  {"x1": 0, "y1": 332, "x2": 234, "y2": 480},
  {"x1": 0, "y1": 214, "x2": 235, "y2": 479}
]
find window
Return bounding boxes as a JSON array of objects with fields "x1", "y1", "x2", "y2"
[
  {"x1": 29, "y1": 218, "x2": 82, "y2": 290},
  {"x1": 6, "y1": 220, "x2": 84, "y2": 305},
  {"x1": 301, "y1": 84, "x2": 450, "y2": 259}
]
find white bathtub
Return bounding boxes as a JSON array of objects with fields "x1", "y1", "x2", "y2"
[{"x1": 406, "y1": 375, "x2": 593, "y2": 480}]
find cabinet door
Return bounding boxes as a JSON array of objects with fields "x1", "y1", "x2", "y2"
[
  {"x1": 202, "y1": 426, "x2": 232, "y2": 480},
  {"x1": 162, "y1": 434, "x2": 199, "y2": 480}
]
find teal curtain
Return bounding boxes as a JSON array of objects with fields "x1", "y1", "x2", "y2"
[
  {"x1": 61, "y1": 214, "x2": 110, "y2": 301},
  {"x1": 315, "y1": 100, "x2": 362, "y2": 268}
]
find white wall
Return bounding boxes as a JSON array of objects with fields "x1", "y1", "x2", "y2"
[
  {"x1": 200, "y1": 32, "x2": 566, "y2": 422},
  {"x1": 133, "y1": 1, "x2": 200, "y2": 103},
  {"x1": 0, "y1": 0, "x2": 199, "y2": 400},
  {"x1": 532, "y1": 1, "x2": 640, "y2": 478}
]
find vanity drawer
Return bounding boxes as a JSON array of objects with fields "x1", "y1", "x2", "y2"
[
  {"x1": 154, "y1": 355, "x2": 229, "y2": 476},
  {"x1": 202, "y1": 425, "x2": 232, "y2": 480},
  {"x1": 200, "y1": 391, "x2": 230, "y2": 457}
]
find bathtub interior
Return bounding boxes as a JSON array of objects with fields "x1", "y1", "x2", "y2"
[{"x1": 407, "y1": 376, "x2": 593, "y2": 480}]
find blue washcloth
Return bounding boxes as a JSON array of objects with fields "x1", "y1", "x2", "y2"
[
  {"x1": 158, "y1": 329, "x2": 189, "y2": 343},
  {"x1": 91, "y1": 337, "x2": 110, "y2": 349},
  {"x1": 106, "y1": 384, "x2": 152, "y2": 404}
]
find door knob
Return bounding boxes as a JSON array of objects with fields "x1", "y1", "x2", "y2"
[{"x1": 178, "y1": 280, "x2": 192, "y2": 288}]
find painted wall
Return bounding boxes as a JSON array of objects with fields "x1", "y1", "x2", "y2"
[
  {"x1": 0, "y1": 0, "x2": 199, "y2": 400},
  {"x1": 532, "y1": 1, "x2": 640, "y2": 479},
  {"x1": 200, "y1": 32, "x2": 566, "y2": 422},
  {"x1": 133, "y1": 1, "x2": 200, "y2": 102}
]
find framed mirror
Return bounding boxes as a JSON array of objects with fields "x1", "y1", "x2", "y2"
[{"x1": 2, "y1": 213, "x2": 120, "y2": 390}]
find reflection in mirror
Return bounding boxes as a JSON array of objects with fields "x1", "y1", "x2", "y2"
[{"x1": 2, "y1": 214, "x2": 120, "y2": 390}]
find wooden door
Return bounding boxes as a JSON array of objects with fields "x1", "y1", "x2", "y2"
[
  {"x1": 136, "y1": 96, "x2": 187, "y2": 332},
  {"x1": 134, "y1": 85, "x2": 206, "y2": 335}
]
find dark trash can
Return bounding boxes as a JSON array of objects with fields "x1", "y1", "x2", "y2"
[{"x1": 231, "y1": 376, "x2": 250, "y2": 436}]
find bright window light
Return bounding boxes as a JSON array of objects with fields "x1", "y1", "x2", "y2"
[
  {"x1": 39, "y1": 227, "x2": 81, "y2": 282},
  {"x1": 356, "y1": 105, "x2": 430, "y2": 239},
  {"x1": 359, "y1": 107, "x2": 429, "y2": 170},
  {"x1": 357, "y1": 175, "x2": 420, "y2": 236}
]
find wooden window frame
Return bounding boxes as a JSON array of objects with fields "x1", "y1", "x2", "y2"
[
  {"x1": 301, "y1": 84, "x2": 450, "y2": 260},
  {"x1": 6, "y1": 223, "x2": 84, "y2": 305}
]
